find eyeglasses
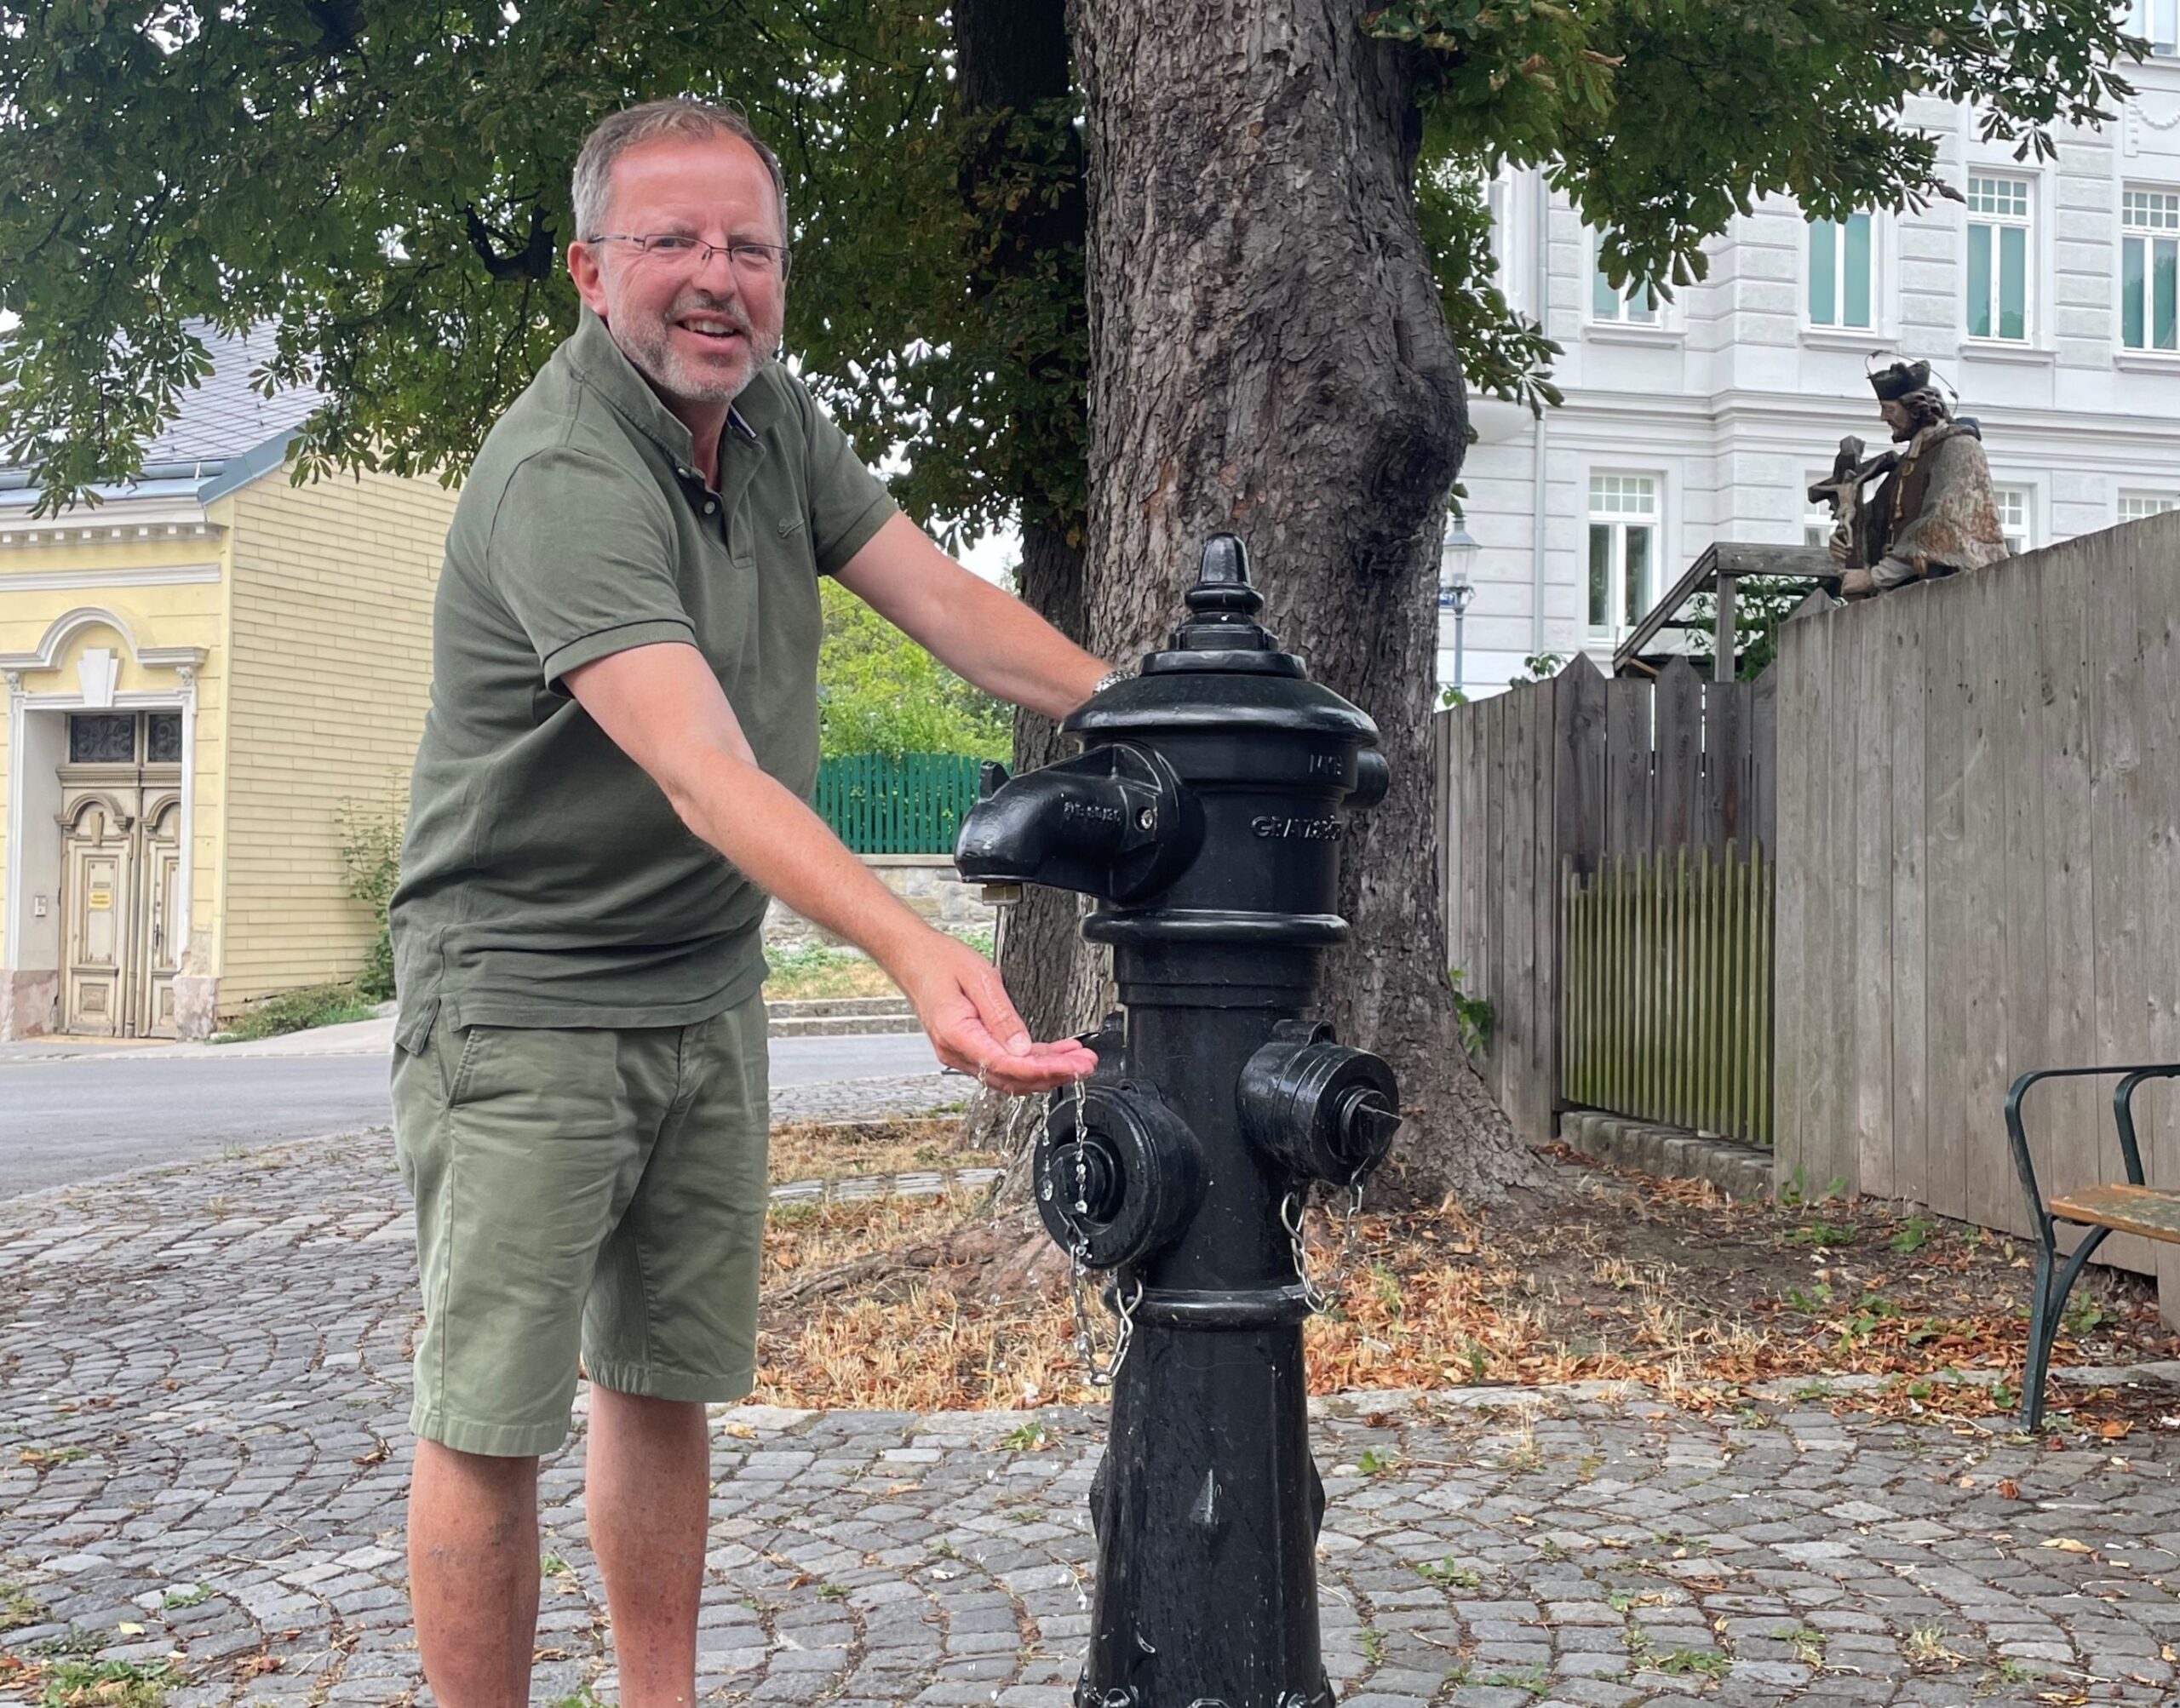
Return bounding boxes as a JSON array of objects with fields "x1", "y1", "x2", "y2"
[{"x1": 586, "y1": 233, "x2": 791, "y2": 279}]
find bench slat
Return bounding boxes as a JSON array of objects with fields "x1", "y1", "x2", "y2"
[{"x1": 2046, "y1": 1183, "x2": 2180, "y2": 1243}]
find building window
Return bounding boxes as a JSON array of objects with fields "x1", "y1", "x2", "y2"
[
  {"x1": 68, "y1": 714, "x2": 136, "y2": 764},
  {"x1": 2123, "y1": 189, "x2": 2180, "y2": 353},
  {"x1": 2132, "y1": 0, "x2": 2178, "y2": 55},
  {"x1": 1591, "y1": 232, "x2": 1658, "y2": 324},
  {"x1": 62, "y1": 711, "x2": 184, "y2": 765},
  {"x1": 1965, "y1": 175, "x2": 2032, "y2": 343},
  {"x1": 1994, "y1": 486, "x2": 2030, "y2": 554},
  {"x1": 1807, "y1": 213, "x2": 1874, "y2": 329},
  {"x1": 2120, "y1": 491, "x2": 2180, "y2": 522},
  {"x1": 146, "y1": 713, "x2": 183, "y2": 764},
  {"x1": 1804, "y1": 479, "x2": 1841, "y2": 550},
  {"x1": 1588, "y1": 473, "x2": 1659, "y2": 636}
]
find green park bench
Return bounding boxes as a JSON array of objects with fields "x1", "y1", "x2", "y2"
[{"x1": 2009, "y1": 1062, "x2": 2180, "y2": 1432}]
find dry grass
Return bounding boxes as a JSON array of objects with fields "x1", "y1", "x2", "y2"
[
  {"x1": 763, "y1": 944, "x2": 903, "y2": 1002},
  {"x1": 756, "y1": 1188, "x2": 1093, "y2": 1409},
  {"x1": 748, "y1": 1126, "x2": 2180, "y2": 1425},
  {"x1": 768, "y1": 1118, "x2": 999, "y2": 1184}
]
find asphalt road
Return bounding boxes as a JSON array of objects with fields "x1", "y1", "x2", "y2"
[{"x1": 0, "y1": 1030, "x2": 944, "y2": 1196}]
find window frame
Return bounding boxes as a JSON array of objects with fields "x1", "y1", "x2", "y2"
[
  {"x1": 2131, "y1": 0, "x2": 2178, "y2": 56},
  {"x1": 1991, "y1": 484, "x2": 2033, "y2": 555},
  {"x1": 2119, "y1": 491, "x2": 2180, "y2": 524},
  {"x1": 62, "y1": 709, "x2": 184, "y2": 768},
  {"x1": 2121, "y1": 186, "x2": 2180, "y2": 356},
  {"x1": 1586, "y1": 472, "x2": 1663, "y2": 642},
  {"x1": 1964, "y1": 172, "x2": 2035, "y2": 346},
  {"x1": 1804, "y1": 210, "x2": 1878, "y2": 331},
  {"x1": 1589, "y1": 229, "x2": 1661, "y2": 328}
]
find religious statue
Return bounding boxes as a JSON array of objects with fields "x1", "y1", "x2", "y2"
[{"x1": 1806, "y1": 358, "x2": 2011, "y2": 600}]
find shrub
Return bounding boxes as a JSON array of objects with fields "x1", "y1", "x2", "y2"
[{"x1": 337, "y1": 794, "x2": 405, "y2": 1001}]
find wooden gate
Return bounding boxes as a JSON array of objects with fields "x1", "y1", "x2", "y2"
[
  {"x1": 1438, "y1": 653, "x2": 1776, "y2": 1140},
  {"x1": 1561, "y1": 842, "x2": 1776, "y2": 1144}
]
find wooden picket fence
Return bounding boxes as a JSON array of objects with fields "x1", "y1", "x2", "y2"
[
  {"x1": 814, "y1": 752, "x2": 988, "y2": 854},
  {"x1": 1560, "y1": 841, "x2": 1776, "y2": 1145}
]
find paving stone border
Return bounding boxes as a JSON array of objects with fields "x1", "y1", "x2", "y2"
[{"x1": 1559, "y1": 1111, "x2": 1775, "y2": 1201}]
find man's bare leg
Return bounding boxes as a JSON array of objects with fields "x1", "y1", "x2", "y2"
[
  {"x1": 588, "y1": 1388, "x2": 711, "y2": 1706},
  {"x1": 409, "y1": 1441, "x2": 541, "y2": 1707}
]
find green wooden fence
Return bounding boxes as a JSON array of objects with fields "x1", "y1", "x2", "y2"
[
  {"x1": 815, "y1": 751, "x2": 988, "y2": 854},
  {"x1": 1561, "y1": 841, "x2": 1776, "y2": 1145}
]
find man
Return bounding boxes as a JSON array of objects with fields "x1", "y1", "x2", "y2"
[
  {"x1": 1809, "y1": 358, "x2": 2009, "y2": 599},
  {"x1": 387, "y1": 98, "x2": 1106, "y2": 1706}
]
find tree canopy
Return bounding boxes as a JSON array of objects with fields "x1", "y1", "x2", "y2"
[
  {"x1": 816, "y1": 577, "x2": 1010, "y2": 758},
  {"x1": 0, "y1": 0, "x2": 2140, "y2": 518}
]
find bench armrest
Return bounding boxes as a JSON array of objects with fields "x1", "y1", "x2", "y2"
[{"x1": 2006, "y1": 1063, "x2": 2180, "y2": 1220}]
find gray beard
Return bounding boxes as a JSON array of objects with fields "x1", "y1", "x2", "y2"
[{"x1": 620, "y1": 321, "x2": 779, "y2": 408}]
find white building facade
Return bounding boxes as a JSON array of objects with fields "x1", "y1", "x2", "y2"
[{"x1": 1443, "y1": 43, "x2": 2180, "y2": 696}]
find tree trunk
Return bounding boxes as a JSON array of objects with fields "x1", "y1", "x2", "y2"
[
  {"x1": 1070, "y1": 0, "x2": 1538, "y2": 1203},
  {"x1": 953, "y1": 0, "x2": 1096, "y2": 1160},
  {"x1": 969, "y1": 519, "x2": 1099, "y2": 1162}
]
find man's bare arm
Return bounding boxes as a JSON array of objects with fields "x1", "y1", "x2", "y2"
[
  {"x1": 563, "y1": 641, "x2": 1094, "y2": 1094},
  {"x1": 835, "y1": 513, "x2": 1109, "y2": 719}
]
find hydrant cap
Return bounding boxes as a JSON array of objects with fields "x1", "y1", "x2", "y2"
[{"x1": 1063, "y1": 534, "x2": 1384, "y2": 749}]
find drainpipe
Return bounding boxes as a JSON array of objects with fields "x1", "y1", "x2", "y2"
[{"x1": 1530, "y1": 169, "x2": 1551, "y2": 656}]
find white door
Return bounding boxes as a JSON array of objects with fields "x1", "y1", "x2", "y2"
[
  {"x1": 135, "y1": 795, "x2": 182, "y2": 1039},
  {"x1": 60, "y1": 797, "x2": 135, "y2": 1038}
]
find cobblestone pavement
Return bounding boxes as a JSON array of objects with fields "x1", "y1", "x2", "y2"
[
  {"x1": 770, "y1": 1074, "x2": 967, "y2": 1126},
  {"x1": 4, "y1": 1107, "x2": 2180, "y2": 1708}
]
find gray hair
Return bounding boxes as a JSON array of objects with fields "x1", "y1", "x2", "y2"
[{"x1": 571, "y1": 98, "x2": 789, "y2": 241}]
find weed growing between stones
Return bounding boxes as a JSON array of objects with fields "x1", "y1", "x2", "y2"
[{"x1": 37, "y1": 1659, "x2": 173, "y2": 1708}]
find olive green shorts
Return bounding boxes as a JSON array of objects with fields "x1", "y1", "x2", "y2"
[{"x1": 391, "y1": 994, "x2": 769, "y2": 1457}]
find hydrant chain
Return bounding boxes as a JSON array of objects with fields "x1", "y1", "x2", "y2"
[
  {"x1": 1282, "y1": 1181, "x2": 1368, "y2": 1317},
  {"x1": 1046, "y1": 1073, "x2": 1140, "y2": 1387}
]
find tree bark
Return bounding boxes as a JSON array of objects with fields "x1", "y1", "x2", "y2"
[
  {"x1": 971, "y1": 519, "x2": 1097, "y2": 1164},
  {"x1": 1070, "y1": 0, "x2": 1538, "y2": 1203},
  {"x1": 952, "y1": 0, "x2": 1095, "y2": 1160}
]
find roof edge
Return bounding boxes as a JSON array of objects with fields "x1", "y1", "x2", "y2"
[{"x1": 196, "y1": 429, "x2": 303, "y2": 504}]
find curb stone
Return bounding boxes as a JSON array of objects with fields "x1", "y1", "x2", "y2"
[{"x1": 1558, "y1": 1109, "x2": 1774, "y2": 1200}]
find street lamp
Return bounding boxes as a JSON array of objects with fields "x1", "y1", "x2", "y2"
[{"x1": 1439, "y1": 521, "x2": 1478, "y2": 694}]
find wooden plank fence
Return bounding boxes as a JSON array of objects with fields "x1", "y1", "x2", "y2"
[
  {"x1": 1438, "y1": 654, "x2": 1776, "y2": 1141},
  {"x1": 1775, "y1": 513, "x2": 2180, "y2": 1289}
]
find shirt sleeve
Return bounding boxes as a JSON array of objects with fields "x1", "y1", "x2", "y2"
[
  {"x1": 485, "y1": 444, "x2": 696, "y2": 691},
  {"x1": 797, "y1": 389, "x2": 900, "y2": 576}
]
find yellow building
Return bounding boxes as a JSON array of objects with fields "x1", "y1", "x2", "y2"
[{"x1": 0, "y1": 330, "x2": 456, "y2": 1040}]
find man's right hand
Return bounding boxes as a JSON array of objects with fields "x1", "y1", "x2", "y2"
[{"x1": 886, "y1": 929, "x2": 1098, "y2": 1097}]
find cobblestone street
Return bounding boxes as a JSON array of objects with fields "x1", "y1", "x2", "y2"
[{"x1": 5, "y1": 1095, "x2": 2180, "y2": 1707}]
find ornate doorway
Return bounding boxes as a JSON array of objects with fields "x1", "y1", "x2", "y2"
[{"x1": 57, "y1": 710, "x2": 185, "y2": 1038}]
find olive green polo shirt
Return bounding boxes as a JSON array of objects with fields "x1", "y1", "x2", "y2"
[{"x1": 389, "y1": 308, "x2": 897, "y2": 1046}]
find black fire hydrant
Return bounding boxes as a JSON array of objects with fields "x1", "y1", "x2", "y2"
[{"x1": 955, "y1": 534, "x2": 1401, "y2": 1708}]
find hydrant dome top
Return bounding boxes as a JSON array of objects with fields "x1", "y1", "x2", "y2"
[{"x1": 1063, "y1": 533, "x2": 1383, "y2": 748}]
